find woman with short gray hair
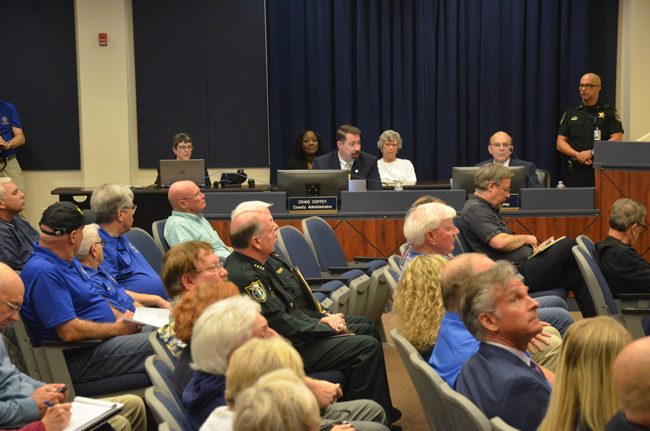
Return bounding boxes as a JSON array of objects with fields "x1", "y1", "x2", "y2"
[{"x1": 376, "y1": 130, "x2": 417, "y2": 186}]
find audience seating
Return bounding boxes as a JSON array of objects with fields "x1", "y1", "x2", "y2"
[
  {"x1": 148, "y1": 332, "x2": 177, "y2": 370},
  {"x1": 490, "y1": 417, "x2": 520, "y2": 430},
  {"x1": 453, "y1": 217, "x2": 472, "y2": 255},
  {"x1": 145, "y1": 387, "x2": 192, "y2": 431},
  {"x1": 387, "y1": 254, "x2": 402, "y2": 275},
  {"x1": 572, "y1": 245, "x2": 650, "y2": 338},
  {"x1": 390, "y1": 329, "x2": 422, "y2": 382},
  {"x1": 535, "y1": 168, "x2": 551, "y2": 188},
  {"x1": 144, "y1": 355, "x2": 183, "y2": 412},
  {"x1": 125, "y1": 227, "x2": 164, "y2": 273},
  {"x1": 152, "y1": 219, "x2": 171, "y2": 253},
  {"x1": 13, "y1": 317, "x2": 149, "y2": 398},
  {"x1": 576, "y1": 234, "x2": 596, "y2": 257}
]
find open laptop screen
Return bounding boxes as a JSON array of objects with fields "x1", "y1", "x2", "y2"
[{"x1": 159, "y1": 159, "x2": 206, "y2": 187}]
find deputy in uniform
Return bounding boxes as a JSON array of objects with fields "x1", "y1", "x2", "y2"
[
  {"x1": 556, "y1": 72, "x2": 624, "y2": 187},
  {"x1": 224, "y1": 201, "x2": 400, "y2": 426}
]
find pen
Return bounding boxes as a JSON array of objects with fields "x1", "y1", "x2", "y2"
[{"x1": 44, "y1": 400, "x2": 55, "y2": 408}]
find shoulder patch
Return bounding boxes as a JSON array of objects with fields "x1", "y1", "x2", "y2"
[{"x1": 244, "y1": 280, "x2": 267, "y2": 303}]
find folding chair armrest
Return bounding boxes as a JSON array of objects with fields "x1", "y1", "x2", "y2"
[
  {"x1": 306, "y1": 277, "x2": 349, "y2": 284},
  {"x1": 328, "y1": 265, "x2": 368, "y2": 272},
  {"x1": 620, "y1": 307, "x2": 650, "y2": 315},
  {"x1": 618, "y1": 293, "x2": 650, "y2": 300},
  {"x1": 353, "y1": 256, "x2": 387, "y2": 263}
]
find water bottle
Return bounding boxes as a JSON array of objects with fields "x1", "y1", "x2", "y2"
[
  {"x1": 556, "y1": 181, "x2": 566, "y2": 189},
  {"x1": 394, "y1": 181, "x2": 403, "y2": 191}
]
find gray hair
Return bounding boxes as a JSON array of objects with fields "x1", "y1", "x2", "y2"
[
  {"x1": 190, "y1": 295, "x2": 261, "y2": 375},
  {"x1": 473, "y1": 163, "x2": 512, "y2": 192},
  {"x1": 0, "y1": 177, "x2": 14, "y2": 201},
  {"x1": 609, "y1": 198, "x2": 647, "y2": 232},
  {"x1": 231, "y1": 200, "x2": 273, "y2": 221},
  {"x1": 90, "y1": 184, "x2": 134, "y2": 224},
  {"x1": 377, "y1": 130, "x2": 403, "y2": 151},
  {"x1": 403, "y1": 202, "x2": 456, "y2": 246},
  {"x1": 460, "y1": 260, "x2": 517, "y2": 340},
  {"x1": 75, "y1": 223, "x2": 101, "y2": 260}
]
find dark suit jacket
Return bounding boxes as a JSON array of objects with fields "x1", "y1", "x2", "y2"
[
  {"x1": 312, "y1": 150, "x2": 382, "y2": 190},
  {"x1": 606, "y1": 410, "x2": 650, "y2": 431},
  {"x1": 476, "y1": 158, "x2": 543, "y2": 188},
  {"x1": 455, "y1": 342, "x2": 551, "y2": 431}
]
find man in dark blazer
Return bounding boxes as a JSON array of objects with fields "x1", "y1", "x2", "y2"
[
  {"x1": 476, "y1": 131, "x2": 543, "y2": 188},
  {"x1": 312, "y1": 124, "x2": 382, "y2": 190},
  {"x1": 455, "y1": 260, "x2": 552, "y2": 431}
]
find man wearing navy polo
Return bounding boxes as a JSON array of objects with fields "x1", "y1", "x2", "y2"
[
  {"x1": 0, "y1": 100, "x2": 26, "y2": 192},
  {"x1": 19, "y1": 201, "x2": 153, "y2": 385}
]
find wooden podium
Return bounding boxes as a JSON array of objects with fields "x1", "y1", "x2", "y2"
[{"x1": 594, "y1": 141, "x2": 650, "y2": 258}]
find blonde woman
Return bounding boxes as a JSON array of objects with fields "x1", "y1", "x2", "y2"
[
  {"x1": 393, "y1": 254, "x2": 447, "y2": 357},
  {"x1": 538, "y1": 316, "x2": 631, "y2": 431}
]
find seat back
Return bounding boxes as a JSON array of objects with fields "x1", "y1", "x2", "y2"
[
  {"x1": 145, "y1": 387, "x2": 192, "y2": 431},
  {"x1": 572, "y1": 245, "x2": 620, "y2": 317},
  {"x1": 125, "y1": 227, "x2": 164, "y2": 273},
  {"x1": 144, "y1": 355, "x2": 183, "y2": 411},
  {"x1": 443, "y1": 379, "x2": 492, "y2": 431},
  {"x1": 152, "y1": 219, "x2": 171, "y2": 253},
  {"x1": 148, "y1": 332, "x2": 177, "y2": 370},
  {"x1": 408, "y1": 351, "x2": 455, "y2": 431},
  {"x1": 535, "y1": 168, "x2": 551, "y2": 188},
  {"x1": 576, "y1": 234, "x2": 596, "y2": 258},
  {"x1": 277, "y1": 225, "x2": 325, "y2": 278},
  {"x1": 388, "y1": 254, "x2": 403, "y2": 275},
  {"x1": 490, "y1": 417, "x2": 520, "y2": 431},
  {"x1": 390, "y1": 329, "x2": 422, "y2": 383},
  {"x1": 453, "y1": 217, "x2": 472, "y2": 253},
  {"x1": 274, "y1": 243, "x2": 288, "y2": 261},
  {"x1": 301, "y1": 216, "x2": 347, "y2": 271}
]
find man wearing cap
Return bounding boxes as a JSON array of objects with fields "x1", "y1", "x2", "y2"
[
  {"x1": 19, "y1": 201, "x2": 153, "y2": 384},
  {"x1": 0, "y1": 177, "x2": 38, "y2": 270}
]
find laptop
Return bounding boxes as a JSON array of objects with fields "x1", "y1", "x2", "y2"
[{"x1": 159, "y1": 159, "x2": 206, "y2": 187}]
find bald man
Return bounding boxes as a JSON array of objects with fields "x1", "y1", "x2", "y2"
[
  {"x1": 607, "y1": 337, "x2": 650, "y2": 430},
  {"x1": 557, "y1": 72, "x2": 624, "y2": 187},
  {"x1": 164, "y1": 180, "x2": 230, "y2": 258},
  {"x1": 476, "y1": 131, "x2": 543, "y2": 188}
]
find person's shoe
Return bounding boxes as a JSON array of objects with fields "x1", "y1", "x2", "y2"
[{"x1": 389, "y1": 407, "x2": 402, "y2": 423}]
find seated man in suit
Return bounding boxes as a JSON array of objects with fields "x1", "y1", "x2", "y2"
[
  {"x1": 430, "y1": 253, "x2": 561, "y2": 388},
  {"x1": 596, "y1": 197, "x2": 650, "y2": 296},
  {"x1": 0, "y1": 262, "x2": 147, "y2": 431},
  {"x1": 455, "y1": 259, "x2": 551, "y2": 431},
  {"x1": 0, "y1": 177, "x2": 39, "y2": 270},
  {"x1": 312, "y1": 124, "x2": 382, "y2": 190},
  {"x1": 19, "y1": 202, "x2": 153, "y2": 387},
  {"x1": 225, "y1": 200, "x2": 400, "y2": 425},
  {"x1": 476, "y1": 131, "x2": 543, "y2": 188},
  {"x1": 90, "y1": 183, "x2": 168, "y2": 299},
  {"x1": 459, "y1": 163, "x2": 595, "y2": 316},
  {"x1": 164, "y1": 180, "x2": 230, "y2": 259},
  {"x1": 608, "y1": 336, "x2": 650, "y2": 431}
]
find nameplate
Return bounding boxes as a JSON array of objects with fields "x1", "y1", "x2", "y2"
[
  {"x1": 288, "y1": 197, "x2": 337, "y2": 213},
  {"x1": 501, "y1": 194, "x2": 520, "y2": 210}
]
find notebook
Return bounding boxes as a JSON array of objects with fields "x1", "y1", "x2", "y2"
[{"x1": 159, "y1": 159, "x2": 205, "y2": 187}]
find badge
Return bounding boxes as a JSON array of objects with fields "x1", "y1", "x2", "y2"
[
  {"x1": 598, "y1": 112, "x2": 605, "y2": 119},
  {"x1": 1, "y1": 116, "x2": 8, "y2": 125},
  {"x1": 244, "y1": 280, "x2": 267, "y2": 303},
  {"x1": 571, "y1": 116, "x2": 578, "y2": 121}
]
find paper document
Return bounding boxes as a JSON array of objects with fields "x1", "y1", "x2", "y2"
[
  {"x1": 528, "y1": 236, "x2": 566, "y2": 259},
  {"x1": 63, "y1": 396, "x2": 123, "y2": 431},
  {"x1": 125, "y1": 307, "x2": 170, "y2": 328}
]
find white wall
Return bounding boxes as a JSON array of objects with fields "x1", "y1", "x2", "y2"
[{"x1": 21, "y1": 0, "x2": 648, "y2": 226}]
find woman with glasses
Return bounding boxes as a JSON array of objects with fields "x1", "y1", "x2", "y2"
[
  {"x1": 154, "y1": 132, "x2": 211, "y2": 188},
  {"x1": 376, "y1": 130, "x2": 416, "y2": 187}
]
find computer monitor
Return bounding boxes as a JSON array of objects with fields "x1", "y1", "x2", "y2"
[
  {"x1": 159, "y1": 159, "x2": 206, "y2": 187},
  {"x1": 277, "y1": 169, "x2": 349, "y2": 201},
  {"x1": 451, "y1": 166, "x2": 527, "y2": 197}
]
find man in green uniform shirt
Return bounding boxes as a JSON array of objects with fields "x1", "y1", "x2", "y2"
[
  {"x1": 556, "y1": 72, "x2": 624, "y2": 187},
  {"x1": 224, "y1": 201, "x2": 400, "y2": 426}
]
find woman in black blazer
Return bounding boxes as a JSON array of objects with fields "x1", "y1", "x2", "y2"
[{"x1": 286, "y1": 129, "x2": 324, "y2": 169}]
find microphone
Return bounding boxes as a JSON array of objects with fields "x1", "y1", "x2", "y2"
[{"x1": 509, "y1": 150, "x2": 539, "y2": 188}]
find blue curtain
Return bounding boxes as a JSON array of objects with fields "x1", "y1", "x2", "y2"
[{"x1": 267, "y1": 0, "x2": 619, "y2": 182}]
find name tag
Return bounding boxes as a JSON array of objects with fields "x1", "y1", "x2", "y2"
[{"x1": 288, "y1": 196, "x2": 337, "y2": 213}]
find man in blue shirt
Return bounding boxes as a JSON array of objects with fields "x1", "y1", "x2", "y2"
[
  {"x1": 0, "y1": 177, "x2": 38, "y2": 270},
  {"x1": 164, "y1": 180, "x2": 230, "y2": 258},
  {"x1": 0, "y1": 100, "x2": 26, "y2": 192},
  {"x1": 19, "y1": 201, "x2": 152, "y2": 385},
  {"x1": 90, "y1": 183, "x2": 168, "y2": 299}
]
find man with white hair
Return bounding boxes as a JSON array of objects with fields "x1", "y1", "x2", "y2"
[
  {"x1": 164, "y1": 180, "x2": 230, "y2": 258},
  {"x1": 20, "y1": 201, "x2": 153, "y2": 385},
  {"x1": 75, "y1": 223, "x2": 170, "y2": 311},
  {"x1": 225, "y1": 200, "x2": 400, "y2": 426},
  {"x1": 455, "y1": 260, "x2": 551, "y2": 431},
  {"x1": 401, "y1": 201, "x2": 459, "y2": 266},
  {"x1": 91, "y1": 183, "x2": 167, "y2": 298},
  {"x1": 0, "y1": 177, "x2": 38, "y2": 270},
  {"x1": 184, "y1": 295, "x2": 389, "y2": 431}
]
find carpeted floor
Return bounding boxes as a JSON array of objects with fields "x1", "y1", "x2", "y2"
[{"x1": 382, "y1": 312, "x2": 428, "y2": 430}]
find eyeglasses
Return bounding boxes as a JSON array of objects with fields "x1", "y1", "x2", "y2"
[
  {"x1": 180, "y1": 191, "x2": 202, "y2": 201},
  {"x1": 94, "y1": 239, "x2": 106, "y2": 247},
  {"x1": 578, "y1": 84, "x2": 600, "y2": 89},
  {"x1": 176, "y1": 144, "x2": 193, "y2": 151},
  {"x1": 490, "y1": 143, "x2": 511, "y2": 148},
  {"x1": 2, "y1": 298, "x2": 21, "y2": 314},
  {"x1": 197, "y1": 260, "x2": 226, "y2": 273},
  {"x1": 494, "y1": 183, "x2": 510, "y2": 194},
  {"x1": 383, "y1": 142, "x2": 399, "y2": 148},
  {"x1": 638, "y1": 223, "x2": 648, "y2": 233},
  {"x1": 121, "y1": 205, "x2": 137, "y2": 213}
]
